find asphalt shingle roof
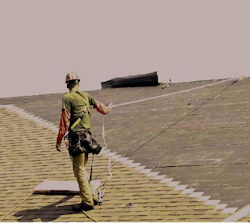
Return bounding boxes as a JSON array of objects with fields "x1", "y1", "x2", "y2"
[
  {"x1": 1, "y1": 77, "x2": 250, "y2": 221},
  {"x1": 0, "y1": 106, "x2": 233, "y2": 221}
]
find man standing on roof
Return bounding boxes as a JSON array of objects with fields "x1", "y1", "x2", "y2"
[{"x1": 56, "y1": 72, "x2": 111, "y2": 211}]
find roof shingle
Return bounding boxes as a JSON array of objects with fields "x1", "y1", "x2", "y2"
[{"x1": 0, "y1": 106, "x2": 232, "y2": 221}]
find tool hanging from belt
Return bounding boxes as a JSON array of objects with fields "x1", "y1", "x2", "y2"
[{"x1": 63, "y1": 114, "x2": 83, "y2": 139}]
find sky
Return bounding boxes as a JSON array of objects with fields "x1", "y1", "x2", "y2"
[{"x1": 0, "y1": 0, "x2": 249, "y2": 98}]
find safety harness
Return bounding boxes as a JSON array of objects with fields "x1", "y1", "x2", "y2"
[
  {"x1": 64, "y1": 97, "x2": 109, "y2": 205},
  {"x1": 66, "y1": 77, "x2": 243, "y2": 206}
]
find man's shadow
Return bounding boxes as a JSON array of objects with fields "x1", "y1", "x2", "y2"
[{"x1": 14, "y1": 195, "x2": 78, "y2": 222}]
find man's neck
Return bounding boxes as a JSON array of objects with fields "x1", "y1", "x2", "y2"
[{"x1": 69, "y1": 86, "x2": 79, "y2": 93}]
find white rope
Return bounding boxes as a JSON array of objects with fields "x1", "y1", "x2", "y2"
[
  {"x1": 101, "y1": 78, "x2": 236, "y2": 183},
  {"x1": 0, "y1": 192, "x2": 33, "y2": 222},
  {"x1": 112, "y1": 78, "x2": 234, "y2": 108},
  {"x1": 102, "y1": 117, "x2": 112, "y2": 179}
]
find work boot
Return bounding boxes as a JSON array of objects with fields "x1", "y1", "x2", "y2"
[{"x1": 72, "y1": 203, "x2": 94, "y2": 212}]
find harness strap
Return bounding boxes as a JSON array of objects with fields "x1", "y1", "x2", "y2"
[{"x1": 89, "y1": 155, "x2": 94, "y2": 182}]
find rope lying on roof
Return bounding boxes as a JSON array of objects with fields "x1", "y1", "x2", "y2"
[
  {"x1": 125, "y1": 78, "x2": 239, "y2": 156},
  {"x1": 0, "y1": 192, "x2": 33, "y2": 222},
  {"x1": 99, "y1": 78, "x2": 240, "y2": 181},
  {"x1": 112, "y1": 78, "x2": 235, "y2": 108},
  {"x1": 0, "y1": 78, "x2": 241, "y2": 222},
  {"x1": 87, "y1": 77, "x2": 242, "y2": 220}
]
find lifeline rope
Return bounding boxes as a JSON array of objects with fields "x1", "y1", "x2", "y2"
[
  {"x1": 96, "y1": 78, "x2": 239, "y2": 181},
  {"x1": 125, "y1": 78, "x2": 238, "y2": 156},
  {"x1": 0, "y1": 192, "x2": 33, "y2": 222},
  {"x1": 0, "y1": 78, "x2": 239, "y2": 222},
  {"x1": 81, "y1": 210, "x2": 97, "y2": 222},
  {"x1": 112, "y1": 78, "x2": 234, "y2": 108},
  {"x1": 102, "y1": 116, "x2": 112, "y2": 180}
]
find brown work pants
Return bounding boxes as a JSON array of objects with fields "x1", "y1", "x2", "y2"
[{"x1": 71, "y1": 152, "x2": 98, "y2": 206}]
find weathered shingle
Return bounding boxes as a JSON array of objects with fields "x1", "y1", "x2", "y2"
[
  {"x1": 0, "y1": 107, "x2": 231, "y2": 221},
  {"x1": 1, "y1": 78, "x2": 250, "y2": 221}
]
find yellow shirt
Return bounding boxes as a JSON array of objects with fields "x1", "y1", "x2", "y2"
[{"x1": 62, "y1": 91, "x2": 97, "y2": 131}]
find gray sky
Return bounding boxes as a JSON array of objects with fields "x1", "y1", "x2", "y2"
[{"x1": 0, "y1": 0, "x2": 249, "y2": 98}]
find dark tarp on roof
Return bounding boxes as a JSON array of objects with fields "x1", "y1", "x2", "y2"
[{"x1": 101, "y1": 72, "x2": 159, "y2": 88}]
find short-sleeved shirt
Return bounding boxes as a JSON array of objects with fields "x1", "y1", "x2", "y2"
[{"x1": 62, "y1": 91, "x2": 97, "y2": 132}]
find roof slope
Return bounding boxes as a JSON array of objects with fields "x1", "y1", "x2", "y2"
[
  {"x1": 0, "y1": 106, "x2": 231, "y2": 221},
  {"x1": 0, "y1": 78, "x2": 250, "y2": 210}
]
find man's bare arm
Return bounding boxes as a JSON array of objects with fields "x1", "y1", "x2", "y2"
[{"x1": 94, "y1": 101, "x2": 111, "y2": 114}]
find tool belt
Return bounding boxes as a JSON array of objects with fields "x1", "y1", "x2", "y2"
[{"x1": 68, "y1": 130, "x2": 102, "y2": 156}]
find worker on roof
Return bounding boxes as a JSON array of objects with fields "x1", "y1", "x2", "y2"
[{"x1": 56, "y1": 72, "x2": 111, "y2": 212}]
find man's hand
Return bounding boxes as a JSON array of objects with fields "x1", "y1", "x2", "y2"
[
  {"x1": 107, "y1": 103, "x2": 113, "y2": 112},
  {"x1": 95, "y1": 101, "x2": 112, "y2": 114},
  {"x1": 56, "y1": 144, "x2": 61, "y2": 152}
]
